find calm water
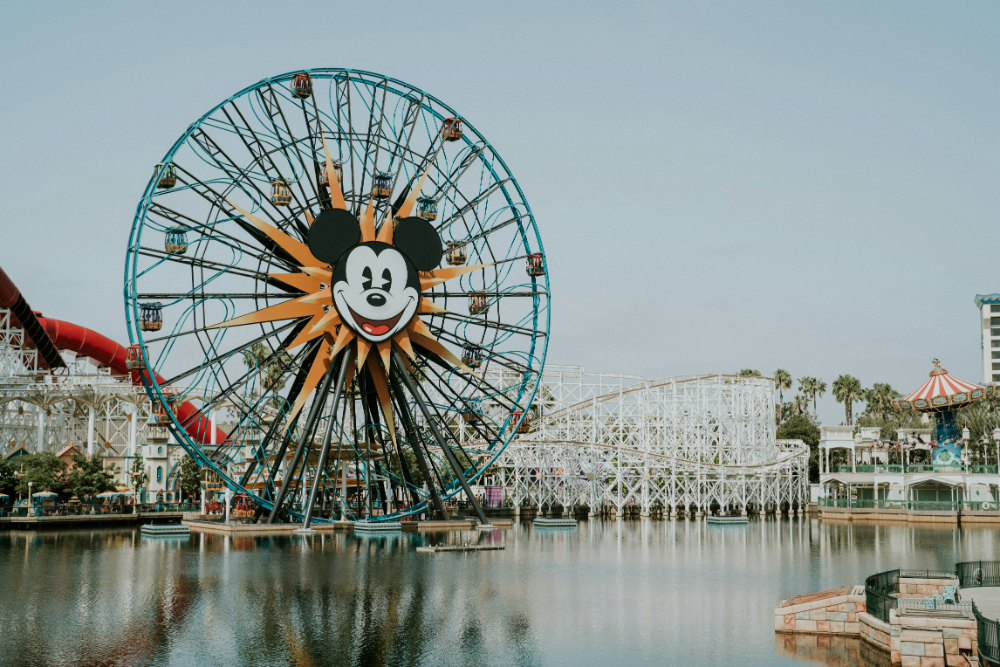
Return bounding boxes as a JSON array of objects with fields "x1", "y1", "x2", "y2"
[{"x1": 1, "y1": 518, "x2": 998, "y2": 667}]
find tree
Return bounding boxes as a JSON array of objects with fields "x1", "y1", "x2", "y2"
[
  {"x1": 66, "y1": 454, "x2": 119, "y2": 500},
  {"x1": 813, "y1": 379, "x2": 827, "y2": 422},
  {"x1": 0, "y1": 458, "x2": 16, "y2": 497},
  {"x1": 172, "y1": 455, "x2": 202, "y2": 502},
  {"x1": 14, "y1": 453, "x2": 67, "y2": 498},
  {"x1": 777, "y1": 414, "x2": 821, "y2": 482},
  {"x1": 774, "y1": 369, "x2": 792, "y2": 421},
  {"x1": 738, "y1": 369, "x2": 762, "y2": 377},
  {"x1": 130, "y1": 450, "x2": 148, "y2": 496},
  {"x1": 798, "y1": 377, "x2": 818, "y2": 420},
  {"x1": 832, "y1": 375, "x2": 864, "y2": 426},
  {"x1": 864, "y1": 383, "x2": 901, "y2": 422}
]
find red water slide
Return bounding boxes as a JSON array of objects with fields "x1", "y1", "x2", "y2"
[{"x1": 0, "y1": 266, "x2": 225, "y2": 445}]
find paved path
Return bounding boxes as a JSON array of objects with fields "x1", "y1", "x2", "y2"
[{"x1": 964, "y1": 587, "x2": 1000, "y2": 619}]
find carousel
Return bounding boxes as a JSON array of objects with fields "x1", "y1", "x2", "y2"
[{"x1": 819, "y1": 360, "x2": 1000, "y2": 516}]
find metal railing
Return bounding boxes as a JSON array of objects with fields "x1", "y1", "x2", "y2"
[
  {"x1": 818, "y1": 498, "x2": 999, "y2": 512},
  {"x1": 865, "y1": 569, "x2": 899, "y2": 623},
  {"x1": 833, "y1": 464, "x2": 1000, "y2": 474},
  {"x1": 3, "y1": 503, "x2": 197, "y2": 518},
  {"x1": 898, "y1": 598, "x2": 972, "y2": 615},
  {"x1": 975, "y1": 601, "x2": 1000, "y2": 666},
  {"x1": 900, "y1": 569, "x2": 956, "y2": 580},
  {"x1": 957, "y1": 561, "x2": 1000, "y2": 588}
]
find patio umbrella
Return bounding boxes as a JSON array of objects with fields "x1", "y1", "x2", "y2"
[
  {"x1": 32, "y1": 491, "x2": 58, "y2": 498},
  {"x1": 0, "y1": 493, "x2": 8, "y2": 498},
  {"x1": 95, "y1": 491, "x2": 117, "y2": 498}
]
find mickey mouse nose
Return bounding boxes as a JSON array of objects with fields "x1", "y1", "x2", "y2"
[{"x1": 367, "y1": 293, "x2": 386, "y2": 307}]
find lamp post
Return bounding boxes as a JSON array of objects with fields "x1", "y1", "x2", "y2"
[
  {"x1": 993, "y1": 428, "x2": 1000, "y2": 473},
  {"x1": 963, "y1": 427, "x2": 971, "y2": 475},
  {"x1": 27, "y1": 481, "x2": 33, "y2": 517}
]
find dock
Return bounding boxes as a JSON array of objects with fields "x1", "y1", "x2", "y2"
[
  {"x1": 707, "y1": 515, "x2": 749, "y2": 525},
  {"x1": 416, "y1": 544, "x2": 505, "y2": 553},
  {"x1": 141, "y1": 524, "x2": 190, "y2": 537}
]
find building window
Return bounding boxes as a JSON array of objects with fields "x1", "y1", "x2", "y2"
[
  {"x1": 994, "y1": 374, "x2": 1000, "y2": 382},
  {"x1": 992, "y1": 329, "x2": 1000, "y2": 338},
  {"x1": 993, "y1": 352, "x2": 1000, "y2": 359},
  {"x1": 992, "y1": 305, "x2": 1000, "y2": 313},
  {"x1": 158, "y1": 446, "x2": 163, "y2": 455},
  {"x1": 993, "y1": 341, "x2": 1000, "y2": 348},
  {"x1": 156, "y1": 466, "x2": 162, "y2": 483},
  {"x1": 992, "y1": 317, "x2": 1000, "y2": 326}
]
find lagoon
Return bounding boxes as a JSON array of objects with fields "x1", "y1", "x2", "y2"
[{"x1": 1, "y1": 519, "x2": 997, "y2": 667}]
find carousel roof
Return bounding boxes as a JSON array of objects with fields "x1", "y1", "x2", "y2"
[{"x1": 892, "y1": 360, "x2": 993, "y2": 413}]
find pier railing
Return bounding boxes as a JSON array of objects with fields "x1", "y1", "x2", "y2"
[
  {"x1": 818, "y1": 498, "x2": 998, "y2": 512},
  {"x1": 974, "y1": 601, "x2": 1000, "y2": 666},
  {"x1": 956, "y1": 561, "x2": 1000, "y2": 588},
  {"x1": 833, "y1": 464, "x2": 1000, "y2": 474},
  {"x1": 865, "y1": 569, "x2": 899, "y2": 623}
]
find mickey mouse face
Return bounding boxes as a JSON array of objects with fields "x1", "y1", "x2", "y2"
[{"x1": 309, "y1": 209, "x2": 442, "y2": 343}]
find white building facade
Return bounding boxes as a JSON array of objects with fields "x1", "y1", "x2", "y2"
[{"x1": 975, "y1": 294, "x2": 1000, "y2": 384}]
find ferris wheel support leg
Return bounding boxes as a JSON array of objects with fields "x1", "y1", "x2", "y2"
[
  {"x1": 268, "y1": 352, "x2": 343, "y2": 524},
  {"x1": 391, "y1": 348, "x2": 492, "y2": 527},
  {"x1": 301, "y1": 345, "x2": 352, "y2": 531},
  {"x1": 389, "y1": 371, "x2": 449, "y2": 521}
]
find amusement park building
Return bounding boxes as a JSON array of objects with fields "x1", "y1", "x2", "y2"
[{"x1": 975, "y1": 294, "x2": 1000, "y2": 384}]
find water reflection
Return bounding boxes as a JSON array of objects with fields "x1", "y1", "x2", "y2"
[{"x1": 0, "y1": 519, "x2": 997, "y2": 666}]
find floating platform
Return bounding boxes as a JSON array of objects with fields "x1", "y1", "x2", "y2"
[
  {"x1": 141, "y1": 524, "x2": 190, "y2": 537},
  {"x1": 707, "y1": 515, "x2": 749, "y2": 525},
  {"x1": 416, "y1": 544, "x2": 505, "y2": 553},
  {"x1": 533, "y1": 518, "x2": 577, "y2": 528},
  {"x1": 354, "y1": 521, "x2": 402, "y2": 532}
]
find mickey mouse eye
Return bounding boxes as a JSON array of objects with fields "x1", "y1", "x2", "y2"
[
  {"x1": 381, "y1": 268, "x2": 392, "y2": 291},
  {"x1": 362, "y1": 266, "x2": 372, "y2": 290}
]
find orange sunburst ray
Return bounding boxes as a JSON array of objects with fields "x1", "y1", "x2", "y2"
[
  {"x1": 417, "y1": 297, "x2": 447, "y2": 314},
  {"x1": 227, "y1": 200, "x2": 323, "y2": 268},
  {"x1": 356, "y1": 338, "x2": 372, "y2": 369},
  {"x1": 419, "y1": 263, "x2": 492, "y2": 290},
  {"x1": 300, "y1": 266, "x2": 333, "y2": 282},
  {"x1": 330, "y1": 325, "x2": 355, "y2": 358},
  {"x1": 366, "y1": 356, "x2": 397, "y2": 446},
  {"x1": 395, "y1": 169, "x2": 430, "y2": 219},
  {"x1": 376, "y1": 341, "x2": 392, "y2": 373},
  {"x1": 393, "y1": 331, "x2": 417, "y2": 362},
  {"x1": 299, "y1": 289, "x2": 332, "y2": 305},
  {"x1": 288, "y1": 337, "x2": 332, "y2": 420},
  {"x1": 269, "y1": 273, "x2": 322, "y2": 293},
  {"x1": 406, "y1": 324, "x2": 470, "y2": 372},
  {"x1": 308, "y1": 310, "x2": 342, "y2": 334},
  {"x1": 376, "y1": 212, "x2": 394, "y2": 244},
  {"x1": 209, "y1": 298, "x2": 323, "y2": 330},
  {"x1": 286, "y1": 314, "x2": 327, "y2": 350}
]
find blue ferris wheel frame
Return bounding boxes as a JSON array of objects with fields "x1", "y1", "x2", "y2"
[{"x1": 123, "y1": 68, "x2": 550, "y2": 522}]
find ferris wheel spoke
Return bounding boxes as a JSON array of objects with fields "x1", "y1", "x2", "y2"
[
  {"x1": 261, "y1": 83, "x2": 322, "y2": 209},
  {"x1": 161, "y1": 319, "x2": 301, "y2": 386},
  {"x1": 221, "y1": 103, "x2": 312, "y2": 239}
]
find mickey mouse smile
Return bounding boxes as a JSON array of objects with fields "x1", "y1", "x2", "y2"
[{"x1": 344, "y1": 300, "x2": 412, "y2": 337}]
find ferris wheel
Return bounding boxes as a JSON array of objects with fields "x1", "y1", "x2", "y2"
[{"x1": 123, "y1": 69, "x2": 549, "y2": 525}]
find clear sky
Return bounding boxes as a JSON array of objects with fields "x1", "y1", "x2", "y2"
[{"x1": 1, "y1": 1, "x2": 998, "y2": 424}]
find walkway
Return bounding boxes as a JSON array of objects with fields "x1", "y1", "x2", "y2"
[{"x1": 964, "y1": 587, "x2": 1000, "y2": 620}]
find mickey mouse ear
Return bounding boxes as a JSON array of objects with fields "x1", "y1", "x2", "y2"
[
  {"x1": 393, "y1": 217, "x2": 443, "y2": 271},
  {"x1": 309, "y1": 209, "x2": 361, "y2": 264}
]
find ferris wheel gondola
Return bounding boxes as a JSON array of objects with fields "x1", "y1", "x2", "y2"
[{"x1": 124, "y1": 69, "x2": 549, "y2": 525}]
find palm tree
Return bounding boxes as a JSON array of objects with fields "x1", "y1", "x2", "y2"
[
  {"x1": 798, "y1": 376, "x2": 816, "y2": 419},
  {"x1": 774, "y1": 368, "x2": 792, "y2": 421},
  {"x1": 832, "y1": 374, "x2": 864, "y2": 425},
  {"x1": 738, "y1": 369, "x2": 762, "y2": 377},
  {"x1": 864, "y1": 383, "x2": 900, "y2": 421},
  {"x1": 813, "y1": 379, "x2": 827, "y2": 422},
  {"x1": 793, "y1": 394, "x2": 808, "y2": 417}
]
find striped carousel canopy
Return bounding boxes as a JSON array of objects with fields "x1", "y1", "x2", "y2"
[{"x1": 892, "y1": 359, "x2": 993, "y2": 413}]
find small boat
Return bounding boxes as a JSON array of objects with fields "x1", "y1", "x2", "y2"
[
  {"x1": 354, "y1": 521, "x2": 402, "y2": 533},
  {"x1": 706, "y1": 515, "x2": 749, "y2": 525},
  {"x1": 533, "y1": 518, "x2": 577, "y2": 528},
  {"x1": 141, "y1": 523, "x2": 191, "y2": 537}
]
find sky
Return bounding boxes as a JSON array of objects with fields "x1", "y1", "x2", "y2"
[{"x1": 1, "y1": 1, "x2": 998, "y2": 425}]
